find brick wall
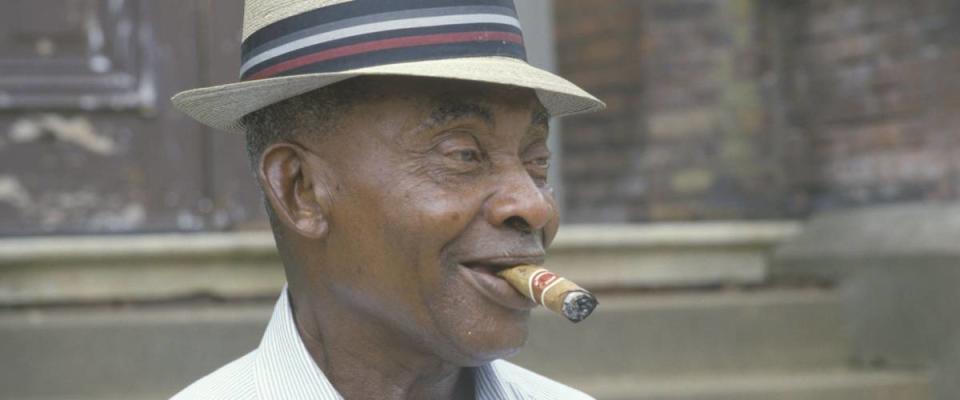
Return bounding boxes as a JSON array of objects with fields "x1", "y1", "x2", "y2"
[
  {"x1": 555, "y1": 1, "x2": 645, "y2": 222},
  {"x1": 557, "y1": 0, "x2": 793, "y2": 222},
  {"x1": 556, "y1": 0, "x2": 960, "y2": 222},
  {"x1": 773, "y1": 0, "x2": 960, "y2": 211}
]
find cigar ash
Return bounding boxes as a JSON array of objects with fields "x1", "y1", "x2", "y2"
[
  {"x1": 561, "y1": 291, "x2": 598, "y2": 323},
  {"x1": 496, "y1": 265, "x2": 599, "y2": 323}
]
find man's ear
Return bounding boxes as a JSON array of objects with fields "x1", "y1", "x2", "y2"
[{"x1": 258, "y1": 142, "x2": 333, "y2": 239}]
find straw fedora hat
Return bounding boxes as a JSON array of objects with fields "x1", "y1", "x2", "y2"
[{"x1": 172, "y1": 0, "x2": 605, "y2": 134}]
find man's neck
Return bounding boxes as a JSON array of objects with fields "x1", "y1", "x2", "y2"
[{"x1": 289, "y1": 290, "x2": 475, "y2": 400}]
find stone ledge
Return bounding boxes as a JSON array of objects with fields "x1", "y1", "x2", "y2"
[
  {"x1": 0, "y1": 232, "x2": 283, "y2": 305},
  {"x1": 551, "y1": 222, "x2": 800, "y2": 249},
  {"x1": 548, "y1": 222, "x2": 800, "y2": 289},
  {"x1": 0, "y1": 231, "x2": 278, "y2": 264},
  {"x1": 774, "y1": 203, "x2": 960, "y2": 280},
  {"x1": 0, "y1": 222, "x2": 800, "y2": 305}
]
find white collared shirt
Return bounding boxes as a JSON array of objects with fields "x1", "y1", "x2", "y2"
[{"x1": 171, "y1": 287, "x2": 594, "y2": 400}]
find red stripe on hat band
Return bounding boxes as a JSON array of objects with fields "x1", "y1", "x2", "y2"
[{"x1": 246, "y1": 31, "x2": 523, "y2": 81}]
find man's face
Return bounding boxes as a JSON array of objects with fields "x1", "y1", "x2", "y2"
[{"x1": 301, "y1": 77, "x2": 559, "y2": 365}]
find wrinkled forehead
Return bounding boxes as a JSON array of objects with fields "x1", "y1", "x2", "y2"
[{"x1": 354, "y1": 76, "x2": 549, "y2": 123}]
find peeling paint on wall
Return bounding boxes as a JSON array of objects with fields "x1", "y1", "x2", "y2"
[
  {"x1": 86, "y1": 203, "x2": 146, "y2": 231},
  {"x1": 8, "y1": 114, "x2": 117, "y2": 155},
  {"x1": 0, "y1": 175, "x2": 31, "y2": 210},
  {"x1": 176, "y1": 211, "x2": 205, "y2": 231}
]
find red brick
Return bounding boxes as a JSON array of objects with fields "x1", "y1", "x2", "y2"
[{"x1": 557, "y1": 0, "x2": 960, "y2": 222}]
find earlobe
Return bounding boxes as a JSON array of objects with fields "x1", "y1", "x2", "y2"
[{"x1": 259, "y1": 142, "x2": 332, "y2": 240}]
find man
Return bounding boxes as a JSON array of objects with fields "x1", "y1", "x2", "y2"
[{"x1": 171, "y1": 1, "x2": 603, "y2": 399}]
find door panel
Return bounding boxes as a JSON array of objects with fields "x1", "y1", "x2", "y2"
[
  {"x1": 199, "y1": 0, "x2": 270, "y2": 231},
  {"x1": 0, "y1": 0, "x2": 214, "y2": 235}
]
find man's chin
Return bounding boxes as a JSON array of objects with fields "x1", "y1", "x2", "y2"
[
  {"x1": 445, "y1": 316, "x2": 530, "y2": 366},
  {"x1": 429, "y1": 267, "x2": 533, "y2": 364},
  {"x1": 454, "y1": 343, "x2": 526, "y2": 367}
]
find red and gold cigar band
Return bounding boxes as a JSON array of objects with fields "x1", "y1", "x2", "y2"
[
  {"x1": 527, "y1": 268, "x2": 564, "y2": 306},
  {"x1": 497, "y1": 265, "x2": 598, "y2": 323}
]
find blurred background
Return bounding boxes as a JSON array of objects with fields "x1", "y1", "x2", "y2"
[{"x1": 1, "y1": 0, "x2": 958, "y2": 399}]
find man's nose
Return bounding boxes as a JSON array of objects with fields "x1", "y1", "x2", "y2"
[{"x1": 484, "y1": 168, "x2": 555, "y2": 234}]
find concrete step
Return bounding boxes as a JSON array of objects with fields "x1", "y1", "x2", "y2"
[
  {"x1": 512, "y1": 288, "x2": 850, "y2": 378},
  {"x1": 0, "y1": 288, "x2": 852, "y2": 399},
  {"x1": 0, "y1": 304, "x2": 269, "y2": 400},
  {"x1": 577, "y1": 370, "x2": 931, "y2": 400}
]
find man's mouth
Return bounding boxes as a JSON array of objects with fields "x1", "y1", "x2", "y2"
[
  {"x1": 458, "y1": 255, "x2": 545, "y2": 310},
  {"x1": 461, "y1": 255, "x2": 545, "y2": 270},
  {"x1": 465, "y1": 264, "x2": 502, "y2": 276}
]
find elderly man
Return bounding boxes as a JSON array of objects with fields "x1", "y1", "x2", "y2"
[{"x1": 171, "y1": 1, "x2": 603, "y2": 399}]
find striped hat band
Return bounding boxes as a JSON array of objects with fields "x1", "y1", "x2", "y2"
[{"x1": 240, "y1": 0, "x2": 526, "y2": 81}]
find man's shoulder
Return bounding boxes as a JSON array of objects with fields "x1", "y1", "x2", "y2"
[
  {"x1": 491, "y1": 360, "x2": 595, "y2": 400},
  {"x1": 170, "y1": 351, "x2": 258, "y2": 400}
]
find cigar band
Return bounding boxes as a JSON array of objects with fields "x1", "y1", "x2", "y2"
[{"x1": 527, "y1": 269, "x2": 567, "y2": 306}]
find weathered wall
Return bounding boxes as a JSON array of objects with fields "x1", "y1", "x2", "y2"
[
  {"x1": 557, "y1": 0, "x2": 793, "y2": 223},
  {"x1": 556, "y1": 0, "x2": 960, "y2": 222},
  {"x1": 772, "y1": 0, "x2": 960, "y2": 211},
  {"x1": 0, "y1": 0, "x2": 562, "y2": 236},
  {"x1": 0, "y1": 0, "x2": 265, "y2": 236},
  {"x1": 4, "y1": 1, "x2": 960, "y2": 231},
  {"x1": 553, "y1": 1, "x2": 645, "y2": 223}
]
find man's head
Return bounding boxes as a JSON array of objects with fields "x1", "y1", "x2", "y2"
[{"x1": 242, "y1": 76, "x2": 559, "y2": 365}]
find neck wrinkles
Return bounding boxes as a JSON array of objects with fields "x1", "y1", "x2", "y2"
[{"x1": 288, "y1": 287, "x2": 474, "y2": 400}]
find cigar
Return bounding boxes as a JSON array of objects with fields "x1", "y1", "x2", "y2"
[{"x1": 497, "y1": 265, "x2": 598, "y2": 323}]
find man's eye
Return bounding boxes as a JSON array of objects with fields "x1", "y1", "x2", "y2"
[
  {"x1": 435, "y1": 133, "x2": 483, "y2": 166},
  {"x1": 455, "y1": 149, "x2": 482, "y2": 163},
  {"x1": 527, "y1": 157, "x2": 550, "y2": 169}
]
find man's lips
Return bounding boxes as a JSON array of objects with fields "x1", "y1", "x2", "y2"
[
  {"x1": 460, "y1": 255, "x2": 546, "y2": 271},
  {"x1": 458, "y1": 255, "x2": 544, "y2": 311}
]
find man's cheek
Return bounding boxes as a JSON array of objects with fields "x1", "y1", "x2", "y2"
[
  {"x1": 407, "y1": 194, "x2": 480, "y2": 239},
  {"x1": 543, "y1": 216, "x2": 560, "y2": 247}
]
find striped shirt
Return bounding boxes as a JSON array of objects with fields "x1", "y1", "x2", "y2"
[{"x1": 171, "y1": 286, "x2": 594, "y2": 399}]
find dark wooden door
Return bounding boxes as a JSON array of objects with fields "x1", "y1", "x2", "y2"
[{"x1": 0, "y1": 0, "x2": 266, "y2": 236}]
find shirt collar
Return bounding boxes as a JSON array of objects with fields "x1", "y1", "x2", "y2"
[
  {"x1": 254, "y1": 285, "x2": 342, "y2": 399},
  {"x1": 254, "y1": 286, "x2": 521, "y2": 400},
  {"x1": 476, "y1": 361, "x2": 519, "y2": 399}
]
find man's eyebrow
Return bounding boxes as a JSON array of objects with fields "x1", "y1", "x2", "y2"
[{"x1": 417, "y1": 102, "x2": 494, "y2": 133}]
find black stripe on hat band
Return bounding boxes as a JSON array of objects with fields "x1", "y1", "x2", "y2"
[
  {"x1": 242, "y1": 0, "x2": 518, "y2": 53},
  {"x1": 241, "y1": 22, "x2": 524, "y2": 80}
]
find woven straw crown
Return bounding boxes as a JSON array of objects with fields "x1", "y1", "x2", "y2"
[
  {"x1": 172, "y1": 0, "x2": 604, "y2": 134},
  {"x1": 243, "y1": 0, "x2": 355, "y2": 40}
]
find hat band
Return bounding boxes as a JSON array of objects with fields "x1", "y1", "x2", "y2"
[{"x1": 240, "y1": 0, "x2": 526, "y2": 81}]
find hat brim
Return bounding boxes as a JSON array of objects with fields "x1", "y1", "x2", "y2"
[{"x1": 171, "y1": 56, "x2": 604, "y2": 134}]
